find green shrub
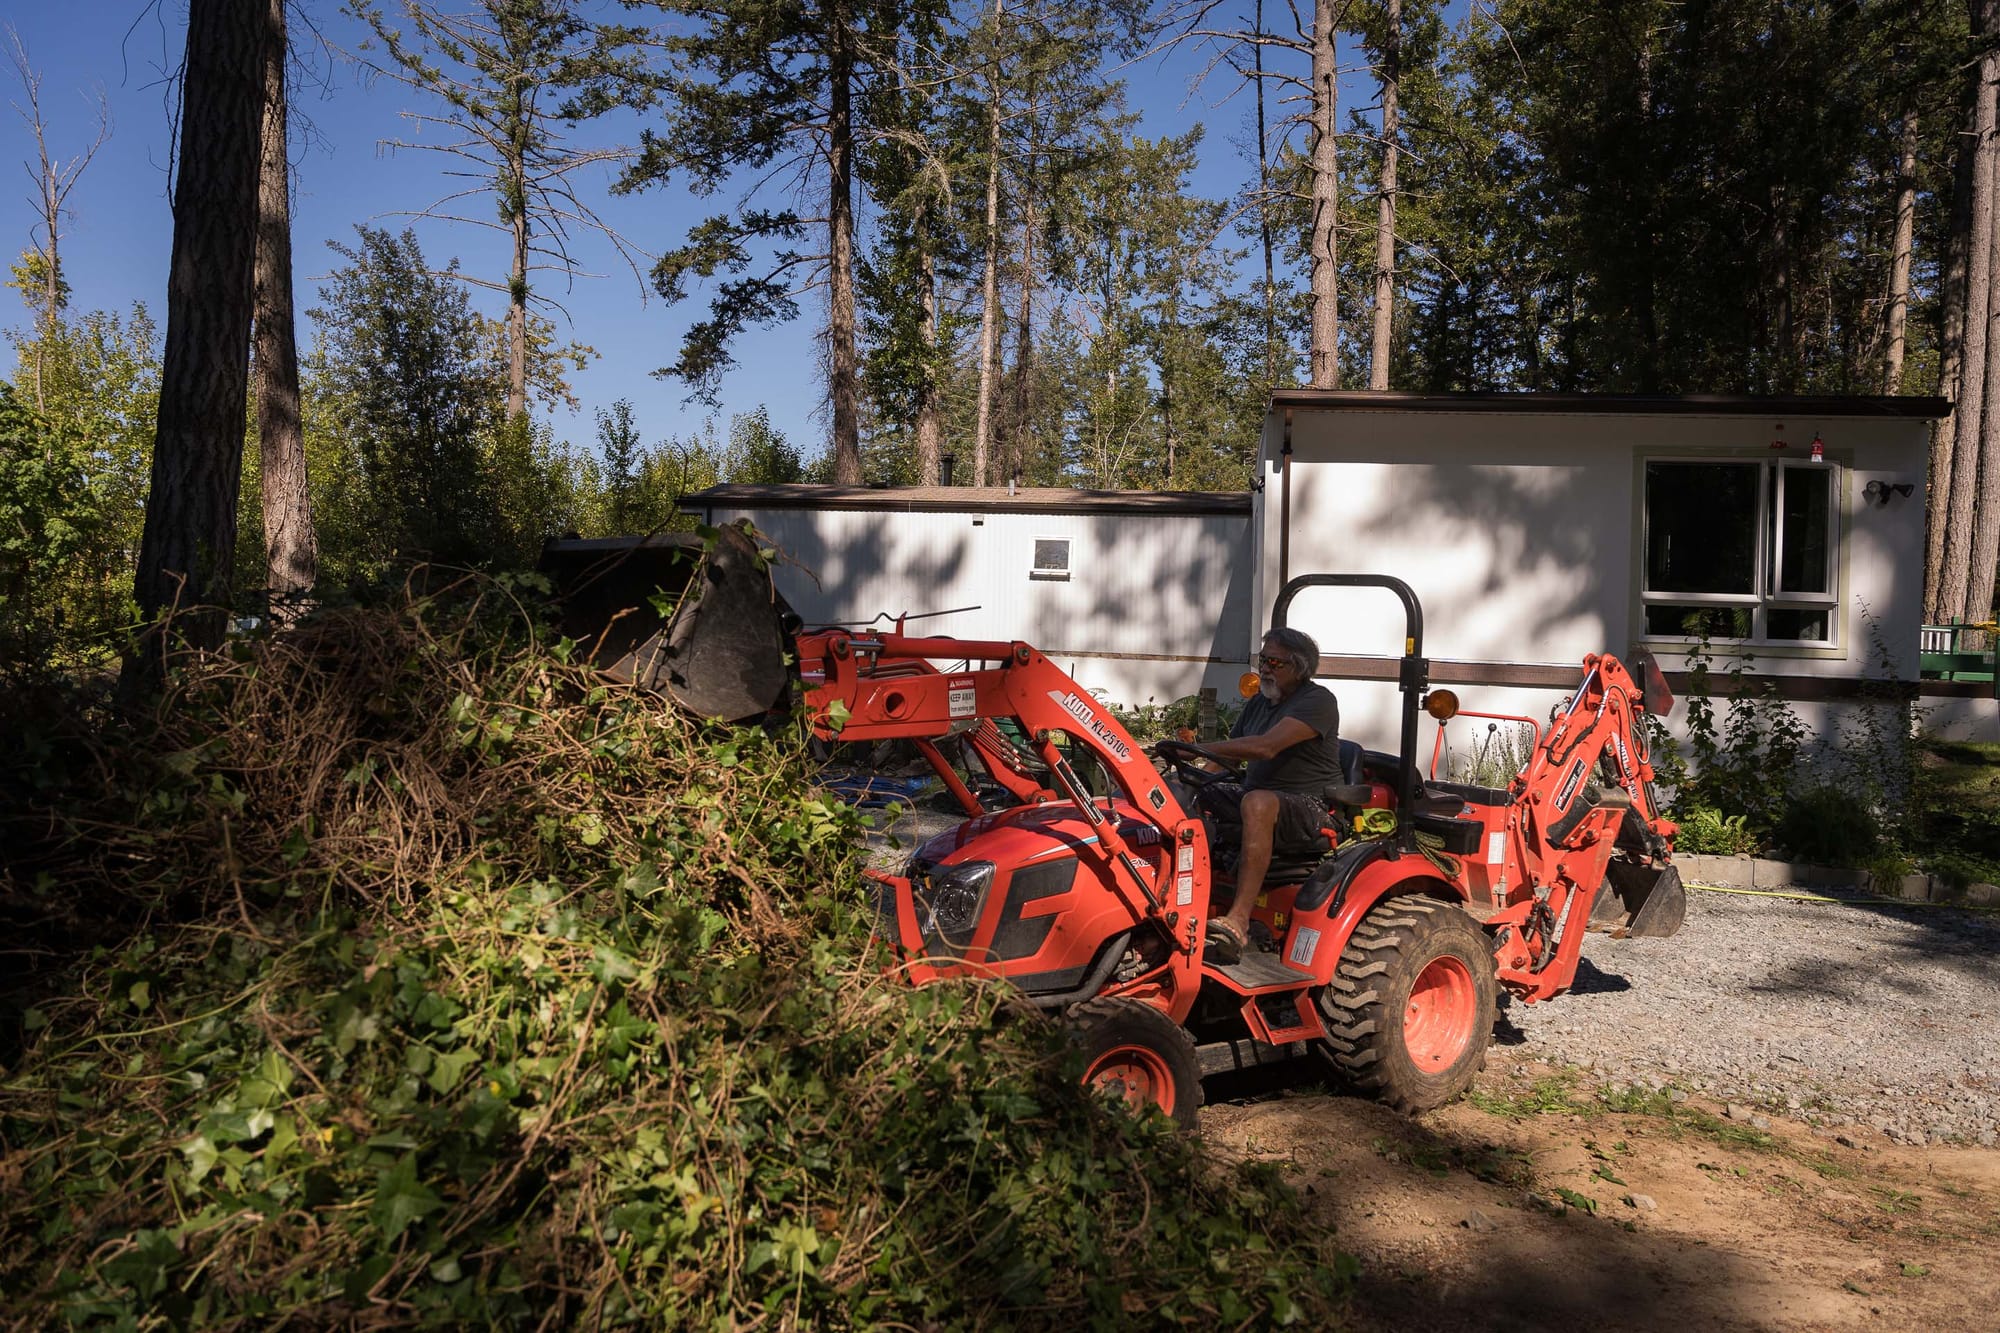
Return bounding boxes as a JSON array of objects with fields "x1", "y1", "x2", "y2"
[
  {"x1": 1773, "y1": 784, "x2": 1883, "y2": 866},
  {"x1": 1109, "y1": 692, "x2": 1243, "y2": 744},
  {"x1": 0, "y1": 574, "x2": 1351, "y2": 1328},
  {"x1": 1673, "y1": 805, "x2": 1761, "y2": 856}
]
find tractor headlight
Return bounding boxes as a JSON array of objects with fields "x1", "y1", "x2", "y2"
[{"x1": 911, "y1": 859, "x2": 995, "y2": 951}]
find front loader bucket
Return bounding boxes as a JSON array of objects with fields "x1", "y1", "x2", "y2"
[
  {"x1": 540, "y1": 525, "x2": 796, "y2": 722},
  {"x1": 646, "y1": 525, "x2": 795, "y2": 721},
  {"x1": 1588, "y1": 860, "x2": 1688, "y2": 939}
]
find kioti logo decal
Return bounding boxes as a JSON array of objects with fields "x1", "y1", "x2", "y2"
[{"x1": 1048, "y1": 691, "x2": 1132, "y2": 763}]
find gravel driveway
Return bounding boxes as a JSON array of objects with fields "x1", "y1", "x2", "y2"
[
  {"x1": 1509, "y1": 883, "x2": 2000, "y2": 1146},
  {"x1": 862, "y1": 805, "x2": 2000, "y2": 1145}
]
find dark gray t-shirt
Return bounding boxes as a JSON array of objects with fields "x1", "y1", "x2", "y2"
[{"x1": 1232, "y1": 681, "x2": 1342, "y2": 796}]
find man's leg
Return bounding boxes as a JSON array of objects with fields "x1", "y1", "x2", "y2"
[{"x1": 1221, "y1": 788, "x2": 1280, "y2": 945}]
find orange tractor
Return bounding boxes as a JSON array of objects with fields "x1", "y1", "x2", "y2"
[{"x1": 551, "y1": 531, "x2": 1687, "y2": 1126}]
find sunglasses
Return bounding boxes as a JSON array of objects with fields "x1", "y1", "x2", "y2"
[{"x1": 1256, "y1": 653, "x2": 1290, "y2": 672}]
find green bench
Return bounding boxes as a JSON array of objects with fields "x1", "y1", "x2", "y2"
[{"x1": 1921, "y1": 623, "x2": 1998, "y2": 686}]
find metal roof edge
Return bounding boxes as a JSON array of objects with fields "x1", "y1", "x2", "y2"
[
  {"x1": 680, "y1": 484, "x2": 1253, "y2": 516},
  {"x1": 1264, "y1": 389, "x2": 1950, "y2": 419}
]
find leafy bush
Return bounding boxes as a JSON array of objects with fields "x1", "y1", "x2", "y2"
[
  {"x1": 0, "y1": 381, "x2": 102, "y2": 673},
  {"x1": 1773, "y1": 784, "x2": 1883, "y2": 866},
  {"x1": 1109, "y1": 692, "x2": 1244, "y2": 744},
  {"x1": 1672, "y1": 805, "x2": 1761, "y2": 856},
  {"x1": 1673, "y1": 635, "x2": 1806, "y2": 833},
  {"x1": 0, "y1": 574, "x2": 1351, "y2": 1327},
  {"x1": 1449, "y1": 720, "x2": 1537, "y2": 789}
]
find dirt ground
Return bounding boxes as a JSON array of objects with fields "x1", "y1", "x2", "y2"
[{"x1": 1201, "y1": 1051, "x2": 2000, "y2": 1333}]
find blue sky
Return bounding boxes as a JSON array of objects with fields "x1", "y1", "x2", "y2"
[{"x1": 0, "y1": 2, "x2": 1376, "y2": 466}]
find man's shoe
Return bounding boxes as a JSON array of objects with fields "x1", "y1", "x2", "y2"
[{"x1": 1203, "y1": 918, "x2": 1246, "y2": 965}]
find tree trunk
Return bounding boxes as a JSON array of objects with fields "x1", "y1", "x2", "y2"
[
  {"x1": 1967, "y1": 176, "x2": 2000, "y2": 621},
  {"x1": 1368, "y1": 0, "x2": 1399, "y2": 391},
  {"x1": 506, "y1": 148, "x2": 529, "y2": 421},
  {"x1": 1308, "y1": 0, "x2": 1340, "y2": 388},
  {"x1": 1880, "y1": 109, "x2": 1912, "y2": 392},
  {"x1": 827, "y1": 7, "x2": 863, "y2": 485},
  {"x1": 1885, "y1": 111, "x2": 1918, "y2": 394},
  {"x1": 123, "y1": 0, "x2": 267, "y2": 693},
  {"x1": 1255, "y1": 0, "x2": 1276, "y2": 385},
  {"x1": 1928, "y1": 92, "x2": 1978, "y2": 619},
  {"x1": 254, "y1": 0, "x2": 315, "y2": 606},
  {"x1": 915, "y1": 207, "x2": 941, "y2": 487},
  {"x1": 1010, "y1": 162, "x2": 1037, "y2": 485},
  {"x1": 1941, "y1": 34, "x2": 2000, "y2": 623},
  {"x1": 972, "y1": 0, "x2": 1005, "y2": 487}
]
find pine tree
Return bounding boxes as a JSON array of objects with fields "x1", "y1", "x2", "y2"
[
  {"x1": 355, "y1": 0, "x2": 650, "y2": 422},
  {"x1": 621, "y1": 0, "x2": 933, "y2": 485},
  {"x1": 124, "y1": 0, "x2": 270, "y2": 694},
  {"x1": 254, "y1": 0, "x2": 315, "y2": 605}
]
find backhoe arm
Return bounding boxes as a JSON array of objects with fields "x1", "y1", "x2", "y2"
[{"x1": 1488, "y1": 652, "x2": 1681, "y2": 1000}]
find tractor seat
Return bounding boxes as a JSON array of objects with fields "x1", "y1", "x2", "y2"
[
  {"x1": 1262, "y1": 846, "x2": 1334, "y2": 886},
  {"x1": 1337, "y1": 738, "x2": 1365, "y2": 787}
]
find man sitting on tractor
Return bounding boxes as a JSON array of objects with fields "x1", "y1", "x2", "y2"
[{"x1": 1186, "y1": 626, "x2": 1343, "y2": 963}]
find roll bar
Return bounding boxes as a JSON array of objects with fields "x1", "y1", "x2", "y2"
[{"x1": 1271, "y1": 574, "x2": 1429, "y2": 850}]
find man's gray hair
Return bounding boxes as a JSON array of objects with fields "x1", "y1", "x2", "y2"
[{"x1": 1262, "y1": 626, "x2": 1320, "y2": 678}]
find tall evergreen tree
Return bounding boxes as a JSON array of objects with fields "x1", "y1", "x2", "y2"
[
  {"x1": 254, "y1": 0, "x2": 315, "y2": 604},
  {"x1": 355, "y1": 0, "x2": 651, "y2": 422},
  {"x1": 622, "y1": 0, "x2": 929, "y2": 485},
  {"x1": 124, "y1": 0, "x2": 269, "y2": 694}
]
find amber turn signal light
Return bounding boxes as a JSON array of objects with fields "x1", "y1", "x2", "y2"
[
  {"x1": 1424, "y1": 689, "x2": 1460, "y2": 720},
  {"x1": 1238, "y1": 671, "x2": 1261, "y2": 699}
]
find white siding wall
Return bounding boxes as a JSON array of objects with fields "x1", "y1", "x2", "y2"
[
  {"x1": 1257, "y1": 409, "x2": 1942, "y2": 751},
  {"x1": 705, "y1": 505, "x2": 1256, "y2": 705}
]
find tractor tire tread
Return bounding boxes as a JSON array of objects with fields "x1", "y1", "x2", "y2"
[
  {"x1": 1066, "y1": 996, "x2": 1203, "y2": 1130},
  {"x1": 1315, "y1": 895, "x2": 1498, "y2": 1114}
]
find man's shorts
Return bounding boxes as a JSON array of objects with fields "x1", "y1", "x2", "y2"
[{"x1": 1194, "y1": 782, "x2": 1332, "y2": 854}]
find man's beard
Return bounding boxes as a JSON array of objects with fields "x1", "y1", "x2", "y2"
[{"x1": 1259, "y1": 678, "x2": 1281, "y2": 703}]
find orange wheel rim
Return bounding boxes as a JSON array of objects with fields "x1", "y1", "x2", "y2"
[
  {"x1": 1084, "y1": 1045, "x2": 1178, "y2": 1115},
  {"x1": 1405, "y1": 955, "x2": 1477, "y2": 1070}
]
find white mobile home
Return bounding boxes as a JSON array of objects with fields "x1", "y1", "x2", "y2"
[
  {"x1": 684, "y1": 484, "x2": 1256, "y2": 705},
  {"x1": 1253, "y1": 391, "x2": 1975, "y2": 751}
]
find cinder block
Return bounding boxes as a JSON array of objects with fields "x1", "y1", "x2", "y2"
[
  {"x1": 1963, "y1": 882, "x2": 2000, "y2": 908},
  {"x1": 1751, "y1": 858, "x2": 1803, "y2": 890},
  {"x1": 1718, "y1": 856, "x2": 1748, "y2": 884},
  {"x1": 1898, "y1": 874, "x2": 1933, "y2": 902},
  {"x1": 1702, "y1": 855, "x2": 1752, "y2": 888},
  {"x1": 1795, "y1": 864, "x2": 1862, "y2": 890},
  {"x1": 1675, "y1": 854, "x2": 1712, "y2": 884}
]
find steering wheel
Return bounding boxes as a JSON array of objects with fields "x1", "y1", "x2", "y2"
[{"x1": 1151, "y1": 738, "x2": 1242, "y2": 788}]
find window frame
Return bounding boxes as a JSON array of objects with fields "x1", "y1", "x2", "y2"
[
  {"x1": 1029, "y1": 535, "x2": 1073, "y2": 582},
  {"x1": 1638, "y1": 455, "x2": 1843, "y2": 649}
]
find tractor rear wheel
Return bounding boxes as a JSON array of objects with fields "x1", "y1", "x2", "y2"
[
  {"x1": 1068, "y1": 997, "x2": 1202, "y2": 1130},
  {"x1": 1317, "y1": 896, "x2": 1497, "y2": 1113}
]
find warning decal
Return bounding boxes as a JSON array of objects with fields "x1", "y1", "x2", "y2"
[{"x1": 947, "y1": 677, "x2": 976, "y2": 719}]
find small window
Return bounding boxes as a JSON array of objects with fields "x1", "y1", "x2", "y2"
[
  {"x1": 1030, "y1": 536, "x2": 1071, "y2": 582},
  {"x1": 1641, "y1": 459, "x2": 1839, "y2": 645}
]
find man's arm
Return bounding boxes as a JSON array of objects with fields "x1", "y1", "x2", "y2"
[{"x1": 1200, "y1": 716, "x2": 1318, "y2": 763}]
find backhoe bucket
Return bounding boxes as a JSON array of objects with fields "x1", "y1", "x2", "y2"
[
  {"x1": 1588, "y1": 860, "x2": 1687, "y2": 939},
  {"x1": 540, "y1": 525, "x2": 796, "y2": 722}
]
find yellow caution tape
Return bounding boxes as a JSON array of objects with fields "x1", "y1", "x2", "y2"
[{"x1": 1683, "y1": 881, "x2": 2000, "y2": 914}]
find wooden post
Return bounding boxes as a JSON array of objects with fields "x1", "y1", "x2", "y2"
[{"x1": 1198, "y1": 686, "x2": 1219, "y2": 742}]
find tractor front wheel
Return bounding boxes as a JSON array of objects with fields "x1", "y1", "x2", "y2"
[
  {"x1": 1318, "y1": 896, "x2": 1497, "y2": 1113},
  {"x1": 1068, "y1": 996, "x2": 1202, "y2": 1130}
]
